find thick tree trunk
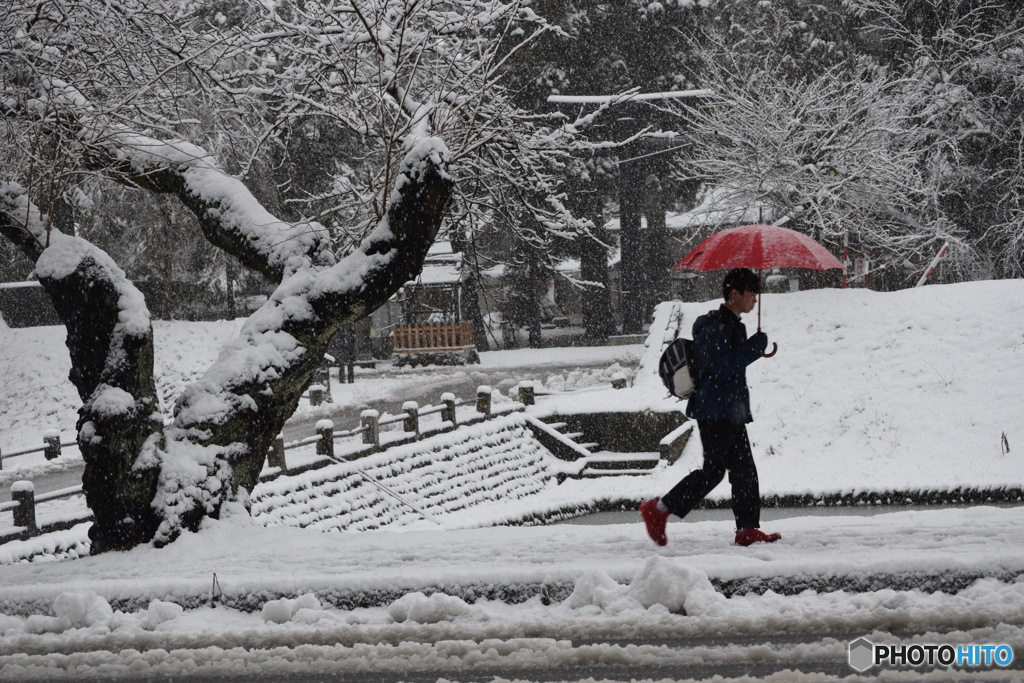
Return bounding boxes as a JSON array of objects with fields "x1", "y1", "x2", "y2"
[
  {"x1": 2, "y1": 136, "x2": 454, "y2": 552},
  {"x1": 151, "y1": 139, "x2": 454, "y2": 546},
  {"x1": 618, "y1": 154, "x2": 645, "y2": 335},
  {"x1": 456, "y1": 239, "x2": 490, "y2": 352},
  {"x1": 45, "y1": 263, "x2": 164, "y2": 552},
  {"x1": 644, "y1": 205, "x2": 670, "y2": 313},
  {"x1": 2, "y1": 190, "x2": 164, "y2": 552},
  {"x1": 580, "y1": 229, "x2": 615, "y2": 341}
]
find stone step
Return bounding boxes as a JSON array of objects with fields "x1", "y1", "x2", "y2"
[
  {"x1": 583, "y1": 452, "x2": 661, "y2": 470},
  {"x1": 579, "y1": 468, "x2": 658, "y2": 478}
]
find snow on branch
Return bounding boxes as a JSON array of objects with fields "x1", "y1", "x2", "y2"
[
  {"x1": 547, "y1": 89, "x2": 712, "y2": 104},
  {"x1": 1, "y1": 183, "x2": 153, "y2": 391},
  {"x1": 92, "y1": 127, "x2": 337, "y2": 283},
  {"x1": 153, "y1": 136, "x2": 453, "y2": 546}
]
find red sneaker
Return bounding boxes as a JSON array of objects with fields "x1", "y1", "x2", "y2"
[
  {"x1": 734, "y1": 527, "x2": 781, "y2": 547},
  {"x1": 640, "y1": 498, "x2": 670, "y2": 546}
]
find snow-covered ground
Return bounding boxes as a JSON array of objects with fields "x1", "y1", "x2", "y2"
[{"x1": 1, "y1": 281, "x2": 1023, "y2": 681}]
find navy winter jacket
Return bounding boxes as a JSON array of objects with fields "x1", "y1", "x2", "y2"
[{"x1": 685, "y1": 305, "x2": 767, "y2": 423}]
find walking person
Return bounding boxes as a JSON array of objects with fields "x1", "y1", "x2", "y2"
[{"x1": 641, "y1": 268, "x2": 782, "y2": 547}]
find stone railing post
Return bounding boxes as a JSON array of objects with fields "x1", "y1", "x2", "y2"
[
  {"x1": 518, "y1": 382, "x2": 535, "y2": 406},
  {"x1": 268, "y1": 433, "x2": 287, "y2": 471},
  {"x1": 12, "y1": 480, "x2": 37, "y2": 535},
  {"x1": 316, "y1": 420, "x2": 334, "y2": 458},
  {"x1": 611, "y1": 372, "x2": 627, "y2": 389},
  {"x1": 476, "y1": 386, "x2": 492, "y2": 417},
  {"x1": 361, "y1": 409, "x2": 380, "y2": 450},
  {"x1": 403, "y1": 401, "x2": 420, "y2": 438},
  {"x1": 43, "y1": 430, "x2": 61, "y2": 460},
  {"x1": 310, "y1": 357, "x2": 333, "y2": 403},
  {"x1": 441, "y1": 393, "x2": 457, "y2": 428},
  {"x1": 309, "y1": 385, "x2": 325, "y2": 406}
]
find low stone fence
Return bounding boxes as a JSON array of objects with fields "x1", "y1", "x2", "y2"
[
  {"x1": 264, "y1": 385, "x2": 524, "y2": 477},
  {"x1": 0, "y1": 431, "x2": 76, "y2": 470},
  {"x1": 0, "y1": 384, "x2": 543, "y2": 546},
  {"x1": 251, "y1": 411, "x2": 575, "y2": 533},
  {"x1": 1, "y1": 378, "x2": 673, "y2": 550}
]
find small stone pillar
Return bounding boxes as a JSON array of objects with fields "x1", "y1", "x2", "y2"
[
  {"x1": 12, "y1": 480, "x2": 37, "y2": 534},
  {"x1": 361, "y1": 410, "x2": 380, "y2": 449},
  {"x1": 43, "y1": 430, "x2": 61, "y2": 460},
  {"x1": 309, "y1": 385, "x2": 325, "y2": 406},
  {"x1": 402, "y1": 401, "x2": 420, "y2": 437},
  {"x1": 268, "y1": 433, "x2": 287, "y2": 471},
  {"x1": 518, "y1": 382, "x2": 535, "y2": 406},
  {"x1": 441, "y1": 393, "x2": 457, "y2": 427},
  {"x1": 311, "y1": 356, "x2": 333, "y2": 403},
  {"x1": 316, "y1": 420, "x2": 334, "y2": 458},
  {"x1": 476, "y1": 386, "x2": 492, "y2": 417},
  {"x1": 611, "y1": 372, "x2": 627, "y2": 390}
]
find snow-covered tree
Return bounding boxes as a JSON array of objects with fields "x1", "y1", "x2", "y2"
[
  {"x1": 671, "y1": 50, "x2": 962, "y2": 281},
  {"x1": 848, "y1": 0, "x2": 1024, "y2": 278},
  {"x1": 513, "y1": 0, "x2": 712, "y2": 332},
  {"x1": 0, "y1": 0, "x2": 577, "y2": 552},
  {"x1": 674, "y1": 0, "x2": 1024, "y2": 285},
  {"x1": 203, "y1": 0, "x2": 604, "y2": 345}
]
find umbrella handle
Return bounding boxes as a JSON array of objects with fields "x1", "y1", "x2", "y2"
[{"x1": 763, "y1": 342, "x2": 778, "y2": 358}]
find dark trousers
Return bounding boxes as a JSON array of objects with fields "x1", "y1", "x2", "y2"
[{"x1": 661, "y1": 420, "x2": 761, "y2": 530}]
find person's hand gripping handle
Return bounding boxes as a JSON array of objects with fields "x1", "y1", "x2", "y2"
[{"x1": 754, "y1": 330, "x2": 778, "y2": 358}]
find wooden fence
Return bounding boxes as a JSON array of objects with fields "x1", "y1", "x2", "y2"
[{"x1": 392, "y1": 322, "x2": 475, "y2": 355}]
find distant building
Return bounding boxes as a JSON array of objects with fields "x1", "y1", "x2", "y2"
[{"x1": 398, "y1": 241, "x2": 468, "y2": 323}]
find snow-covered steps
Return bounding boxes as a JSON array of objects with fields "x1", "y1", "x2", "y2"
[
  {"x1": 527, "y1": 415, "x2": 683, "y2": 478},
  {"x1": 250, "y1": 412, "x2": 585, "y2": 532},
  {"x1": 579, "y1": 451, "x2": 662, "y2": 477},
  {"x1": 523, "y1": 415, "x2": 600, "y2": 461}
]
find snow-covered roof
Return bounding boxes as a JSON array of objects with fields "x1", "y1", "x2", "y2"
[
  {"x1": 412, "y1": 262, "x2": 463, "y2": 286},
  {"x1": 425, "y1": 241, "x2": 461, "y2": 262},
  {"x1": 603, "y1": 188, "x2": 781, "y2": 233},
  {"x1": 554, "y1": 247, "x2": 622, "y2": 275},
  {"x1": 481, "y1": 264, "x2": 504, "y2": 279},
  {"x1": 403, "y1": 242, "x2": 465, "y2": 286}
]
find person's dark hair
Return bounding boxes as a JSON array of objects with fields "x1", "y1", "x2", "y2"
[{"x1": 722, "y1": 268, "x2": 760, "y2": 300}]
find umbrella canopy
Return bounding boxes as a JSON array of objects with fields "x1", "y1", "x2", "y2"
[
  {"x1": 673, "y1": 224, "x2": 845, "y2": 354},
  {"x1": 674, "y1": 223, "x2": 845, "y2": 272}
]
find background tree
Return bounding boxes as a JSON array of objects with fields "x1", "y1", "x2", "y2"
[
  {"x1": 849, "y1": 0, "x2": 1024, "y2": 279},
  {"x1": 561, "y1": 156, "x2": 616, "y2": 341},
  {"x1": 671, "y1": 52, "x2": 958, "y2": 286},
  {"x1": 506, "y1": 0, "x2": 711, "y2": 333},
  {"x1": 673, "y1": 0, "x2": 1023, "y2": 286}
]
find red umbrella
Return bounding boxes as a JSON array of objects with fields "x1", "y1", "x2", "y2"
[
  {"x1": 675, "y1": 223, "x2": 845, "y2": 272},
  {"x1": 674, "y1": 223, "x2": 845, "y2": 355}
]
